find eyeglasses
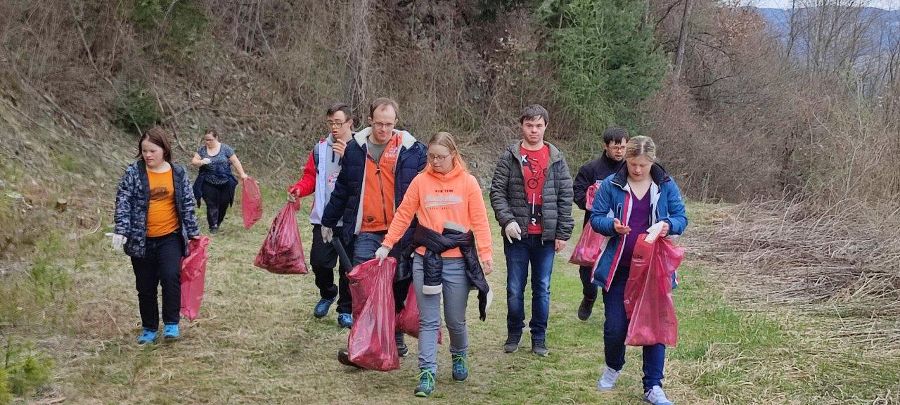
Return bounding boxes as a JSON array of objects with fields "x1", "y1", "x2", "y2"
[
  {"x1": 325, "y1": 120, "x2": 348, "y2": 128},
  {"x1": 372, "y1": 122, "x2": 395, "y2": 129},
  {"x1": 428, "y1": 154, "x2": 451, "y2": 162},
  {"x1": 608, "y1": 145, "x2": 626, "y2": 151}
]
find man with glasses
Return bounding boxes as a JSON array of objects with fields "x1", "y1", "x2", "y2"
[
  {"x1": 321, "y1": 97, "x2": 427, "y2": 364},
  {"x1": 490, "y1": 104, "x2": 574, "y2": 357},
  {"x1": 571, "y1": 127, "x2": 628, "y2": 321},
  {"x1": 288, "y1": 103, "x2": 355, "y2": 327}
]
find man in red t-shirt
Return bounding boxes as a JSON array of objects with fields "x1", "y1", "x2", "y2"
[{"x1": 490, "y1": 104, "x2": 574, "y2": 357}]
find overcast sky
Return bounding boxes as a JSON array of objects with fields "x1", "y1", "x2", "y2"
[{"x1": 744, "y1": 0, "x2": 899, "y2": 9}]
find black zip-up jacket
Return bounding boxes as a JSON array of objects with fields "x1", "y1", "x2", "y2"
[
  {"x1": 409, "y1": 226, "x2": 491, "y2": 321},
  {"x1": 573, "y1": 153, "x2": 624, "y2": 226}
]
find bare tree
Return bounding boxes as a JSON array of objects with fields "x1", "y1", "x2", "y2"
[
  {"x1": 673, "y1": 0, "x2": 693, "y2": 82},
  {"x1": 345, "y1": 0, "x2": 371, "y2": 116}
]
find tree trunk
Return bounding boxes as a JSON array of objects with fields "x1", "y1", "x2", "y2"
[
  {"x1": 672, "y1": 0, "x2": 693, "y2": 83},
  {"x1": 347, "y1": 0, "x2": 371, "y2": 117}
]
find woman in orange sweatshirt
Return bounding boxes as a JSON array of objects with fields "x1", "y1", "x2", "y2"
[{"x1": 376, "y1": 132, "x2": 493, "y2": 398}]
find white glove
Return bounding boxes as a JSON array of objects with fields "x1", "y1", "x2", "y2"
[
  {"x1": 200, "y1": 158, "x2": 212, "y2": 165},
  {"x1": 504, "y1": 222, "x2": 522, "y2": 243},
  {"x1": 375, "y1": 245, "x2": 390, "y2": 265},
  {"x1": 321, "y1": 227, "x2": 333, "y2": 243},
  {"x1": 108, "y1": 233, "x2": 127, "y2": 252}
]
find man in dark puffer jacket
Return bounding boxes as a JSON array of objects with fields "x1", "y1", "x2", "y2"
[{"x1": 490, "y1": 104, "x2": 574, "y2": 357}]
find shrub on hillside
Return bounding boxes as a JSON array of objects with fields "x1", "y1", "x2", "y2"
[
  {"x1": 2, "y1": 339, "x2": 52, "y2": 399},
  {"x1": 0, "y1": 368, "x2": 9, "y2": 405},
  {"x1": 131, "y1": 0, "x2": 208, "y2": 60},
  {"x1": 113, "y1": 82, "x2": 161, "y2": 134},
  {"x1": 549, "y1": 0, "x2": 667, "y2": 134}
]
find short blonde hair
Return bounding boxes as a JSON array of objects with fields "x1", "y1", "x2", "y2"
[
  {"x1": 428, "y1": 132, "x2": 468, "y2": 171},
  {"x1": 625, "y1": 136, "x2": 657, "y2": 161}
]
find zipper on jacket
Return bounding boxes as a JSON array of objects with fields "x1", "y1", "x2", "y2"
[{"x1": 375, "y1": 165, "x2": 389, "y2": 226}]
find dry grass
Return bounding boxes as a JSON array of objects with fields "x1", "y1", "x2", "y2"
[{"x1": 4, "y1": 196, "x2": 900, "y2": 404}]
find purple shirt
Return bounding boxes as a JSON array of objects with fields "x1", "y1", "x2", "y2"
[{"x1": 619, "y1": 189, "x2": 652, "y2": 267}]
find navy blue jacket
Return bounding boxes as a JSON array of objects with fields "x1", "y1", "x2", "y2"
[{"x1": 321, "y1": 128, "x2": 427, "y2": 245}]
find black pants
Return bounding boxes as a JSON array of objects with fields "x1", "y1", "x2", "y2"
[
  {"x1": 579, "y1": 265, "x2": 599, "y2": 301},
  {"x1": 202, "y1": 181, "x2": 230, "y2": 229},
  {"x1": 131, "y1": 233, "x2": 184, "y2": 330},
  {"x1": 310, "y1": 225, "x2": 352, "y2": 314}
]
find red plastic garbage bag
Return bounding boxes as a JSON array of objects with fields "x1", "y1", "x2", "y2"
[
  {"x1": 254, "y1": 202, "x2": 308, "y2": 274},
  {"x1": 624, "y1": 235, "x2": 684, "y2": 347},
  {"x1": 347, "y1": 258, "x2": 399, "y2": 371},
  {"x1": 396, "y1": 284, "x2": 442, "y2": 343},
  {"x1": 241, "y1": 176, "x2": 263, "y2": 229},
  {"x1": 569, "y1": 224, "x2": 606, "y2": 266},
  {"x1": 181, "y1": 236, "x2": 210, "y2": 321},
  {"x1": 570, "y1": 181, "x2": 606, "y2": 266}
]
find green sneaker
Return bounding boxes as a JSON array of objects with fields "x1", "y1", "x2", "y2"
[
  {"x1": 451, "y1": 352, "x2": 469, "y2": 381},
  {"x1": 414, "y1": 368, "x2": 436, "y2": 397}
]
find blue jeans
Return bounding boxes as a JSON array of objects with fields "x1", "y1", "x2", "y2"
[
  {"x1": 412, "y1": 254, "x2": 469, "y2": 373},
  {"x1": 602, "y1": 265, "x2": 666, "y2": 391},
  {"x1": 352, "y1": 231, "x2": 411, "y2": 313},
  {"x1": 352, "y1": 232, "x2": 384, "y2": 266},
  {"x1": 504, "y1": 234, "x2": 556, "y2": 342}
]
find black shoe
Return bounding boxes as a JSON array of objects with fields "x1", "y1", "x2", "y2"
[
  {"x1": 337, "y1": 349, "x2": 361, "y2": 368},
  {"x1": 503, "y1": 336, "x2": 521, "y2": 353},
  {"x1": 577, "y1": 297, "x2": 596, "y2": 321},
  {"x1": 396, "y1": 332, "x2": 409, "y2": 357},
  {"x1": 532, "y1": 340, "x2": 549, "y2": 357},
  {"x1": 209, "y1": 226, "x2": 219, "y2": 234}
]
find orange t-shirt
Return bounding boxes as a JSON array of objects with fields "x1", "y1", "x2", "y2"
[
  {"x1": 146, "y1": 168, "x2": 179, "y2": 237},
  {"x1": 360, "y1": 134, "x2": 401, "y2": 233}
]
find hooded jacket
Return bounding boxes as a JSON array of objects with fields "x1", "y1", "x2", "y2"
[{"x1": 589, "y1": 163, "x2": 687, "y2": 291}]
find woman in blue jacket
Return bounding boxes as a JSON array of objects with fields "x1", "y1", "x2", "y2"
[
  {"x1": 589, "y1": 136, "x2": 687, "y2": 405},
  {"x1": 113, "y1": 126, "x2": 201, "y2": 344}
]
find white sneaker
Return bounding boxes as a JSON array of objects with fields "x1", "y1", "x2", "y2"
[
  {"x1": 596, "y1": 366, "x2": 621, "y2": 391},
  {"x1": 644, "y1": 385, "x2": 673, "y2": 405}
]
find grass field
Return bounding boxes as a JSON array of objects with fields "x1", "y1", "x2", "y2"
[{"x1": 3, "y1": 190, "x2": 899, "y2": 404}]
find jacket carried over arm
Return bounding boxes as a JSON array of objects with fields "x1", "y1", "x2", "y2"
[
  {"x1": 409, "y1": 225, "x2": 492, "y2": 321},
  {"x1": 382, "y1": 164, "x2": 492, "y2": 262}
]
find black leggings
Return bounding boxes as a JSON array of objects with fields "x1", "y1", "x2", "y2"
[{"x1": 202, "y1": 181, "x2": 230, "y2": 229}]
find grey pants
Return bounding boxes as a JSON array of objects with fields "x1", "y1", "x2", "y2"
[{"x1": 412, "y1": 254, "x2": 470, "y2": 373}]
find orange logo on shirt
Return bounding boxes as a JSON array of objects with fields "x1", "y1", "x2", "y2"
[{"x1": 150, "y1": 187, "x2": 171, "y2": 201}]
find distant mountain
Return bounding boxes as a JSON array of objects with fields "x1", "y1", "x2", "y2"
[{"x1": 753, "y1": 6, "x2": 900, "y2": 54}]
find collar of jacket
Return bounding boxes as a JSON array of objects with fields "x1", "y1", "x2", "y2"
[
  {"x1": 505, "y1": 140, "x2": 564, "y2": 165},
  {"x1": 610, "y1": 162, "x2": 671, "y2": 189},
  {"x1": 135, "y1": 159, "x2": 185, "y2": 178},
  {"x1": 600, "y1": 152, "x2": 623, "y2": 172},
  {"x1": 353, "y1": 127, "x2": 417, "y2": 149}
]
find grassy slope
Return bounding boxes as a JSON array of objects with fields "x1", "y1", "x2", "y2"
[{"x1": 6, "y1": 188, "x2": 899, "y2": 404}]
